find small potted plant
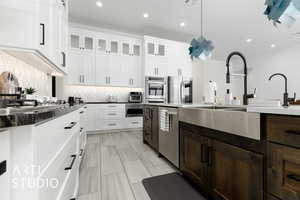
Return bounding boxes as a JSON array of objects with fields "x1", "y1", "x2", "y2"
[{"x1": 25, "y1": 87, "x2": 37, "y2": 100}]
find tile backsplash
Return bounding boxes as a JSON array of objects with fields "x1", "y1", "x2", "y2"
[
  {"x1": 61, "y1": 84, "x2": 143, "y2": 102},
  {"x1": 0, "y1": 51, "x2": 52, "y2": 96}
]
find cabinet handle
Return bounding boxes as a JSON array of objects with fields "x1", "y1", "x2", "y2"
[
  {"x1": 108, "y1": 105, "x2": 117, "y2": 108},
  {"x1": 79, "y1": 149, "x2": 84, "y2": 157},
  {"x1": 287, "y1": 174, "x2": 300, "y2": 183},
  {"x1": 132, "y1": 121, "x2": 139, "y2": 124},
  {"x1": 62, "y1": 52, "x2": 66, "y2": 67},
  {"x1": 82, "y1": 75, "x2": 85, "y2": 83},
  {"x1": 80, "y1": 111, "x2": 84, "y2": 114},
  {"x1": 0, "y1": 160, "x2": 7, "y2": 176},
  {"x1": 65, "y1": 155, "x2": 76, "y2": 170},
  {"x1": 80, "y1": 127, "x2": 83, "y2": 132},
  {"x1": 200, "y1": 144, "x2": 206, "y2": 163},
  {"x1": 40, "y1": 23, "x2": 45, "y2": 45},
  {"x1": 207, "y1": 146, "x2": 213, "y2": 167},
  {"x1": 108, "y1": 113, "x2": 117, "y2": 116},
  {"x1": 108, "y1": 123, "x2": 117, "y2": 126},
  {"x1": 285, "y1": 130, "x2": 300, "y2": 135},
  {"x1": 64, "y1": 122, "x2": 77, "y2": 129}
]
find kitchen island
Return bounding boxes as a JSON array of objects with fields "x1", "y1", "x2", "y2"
[{"x1": 143, "y1": 103, "x2": 300, "y2": 200}]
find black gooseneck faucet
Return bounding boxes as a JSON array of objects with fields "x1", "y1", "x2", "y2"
[
  {"x1": 268, "y1": 73, "x2": 296, "y2": 107},
  {"x1": 226, "y1": 51, "x2": 255, "y2": 105}
]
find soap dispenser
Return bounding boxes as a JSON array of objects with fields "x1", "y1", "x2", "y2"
[{"x1": 225, "y1": 89, "x2": 232, "y2": 105}]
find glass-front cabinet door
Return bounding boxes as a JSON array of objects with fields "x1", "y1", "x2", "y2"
[
  {"x1": 70, "y1": 33, "x2": 81, "y2": 50},
  {"x1": 83, "y1": 36, "x2": 94, "y2": 51}
]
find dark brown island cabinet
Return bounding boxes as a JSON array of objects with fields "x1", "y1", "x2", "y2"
[
  {"x1": 143, "y1": 105, "x2": 159, "y2": 151},
  {"x1": 180, "y1": 114, "x2": 300, "y2": 200}
]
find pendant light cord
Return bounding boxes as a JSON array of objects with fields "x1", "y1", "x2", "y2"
[{"x1": 201, "y1": 0, "x2": 203, "y2": 37}]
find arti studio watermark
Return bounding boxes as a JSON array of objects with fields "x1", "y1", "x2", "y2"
[{"x1": 12, "y1": 164, "x2": 59, "y2": 189}]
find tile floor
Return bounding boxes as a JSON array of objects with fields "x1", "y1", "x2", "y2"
[{"x1": 78, "y1": 129, "x2": 177, "y2": 200}]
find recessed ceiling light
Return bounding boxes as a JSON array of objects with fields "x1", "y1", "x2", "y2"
[
  {"x1": 96, "y1": 1, "x2": 103, "y2": 7},
  {"x1": 143, "y1": 13, "x2": 149, "y2": 18},
  {"x1": 180, "y1": 22, "x2": 186, "y2": 27},
  {"x1": 246, "y1": 38, "x2": 253, "y2": 43},
  {"x1": 270, "y1": 44, "x2": 276, "y2": 48}
]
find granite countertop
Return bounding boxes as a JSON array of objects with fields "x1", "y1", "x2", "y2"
[{"x1": 0, "y1": 104, "x2": 86, "y2": 128}]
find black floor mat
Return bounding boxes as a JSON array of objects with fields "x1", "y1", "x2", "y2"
[{"x1": 142, "y1": 173, "x2": 207, "y2": 200}]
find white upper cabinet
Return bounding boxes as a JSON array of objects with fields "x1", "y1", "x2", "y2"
[
  {"x1": 68, "y1": 27, "x2": 143, "y2": 88},
  {"x1": 144, "y1": 36, "x2": 168, "y2": 77},
  {"x1": 144, "y1": 36, "x2": 192, "y2": 78},
  {"x1": 0, "y1": 0, "x2": 69, "y2": 74},
  {"x1": 68, "y1": 29, "x2": 96, "y2": 85}
]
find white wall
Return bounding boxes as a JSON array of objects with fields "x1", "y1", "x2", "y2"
[
  {"x1": 248, "y1": 43, "x2": 300, "y2": 101},
  {"x1": 192, "y1": 59, "x2": 244, "y2": 104},
  {"x1": 0, "y1": 51, "x2": 52, "y2": 96}
]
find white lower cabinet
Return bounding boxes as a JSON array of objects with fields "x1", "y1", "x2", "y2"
[
  {"x1": 87, "y1": 104, "x2": 143, "y2": 132},
  {"x1": 0, "y1": 130, "x2": 10, "y2": 200},
  {"x1": 10, "y1": 107, "x2": 85, "y2": 200}
]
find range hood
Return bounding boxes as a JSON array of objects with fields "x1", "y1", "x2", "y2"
[{"x1": 0, "y1": 45, "x2": 67, "y2": 77}]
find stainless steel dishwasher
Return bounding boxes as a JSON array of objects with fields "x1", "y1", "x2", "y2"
[{"x1": 158, "y1": 107, "x2": 179, "y2": 167}]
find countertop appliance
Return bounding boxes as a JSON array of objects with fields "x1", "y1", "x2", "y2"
[
  {"x1": 145, "y1": 76, "x2": 167, "y2": 103},
  {"x1": 159, "y1": 107, "x2": 179, "y2": 167},
  {"x1": 126, "y1": 104, "x2": 143, "y2": 117},
  {"x1": 128, "y1": 92, "x2": 143, "y2": 103},
  {"x1": 168, "y1": 76, "x2": 193, "y2": 104}
]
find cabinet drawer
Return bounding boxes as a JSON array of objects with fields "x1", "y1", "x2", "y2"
[
  {"x1": 33, "y1": 110, "x2": 80, "y2": 170},
  {"x1": 101, "y1": 120, "x2": 123, "y2": 130},
  {"x1": 267, "y1": 143, "x2": 300, "y2": 200},
  {"x1": 57, "y1": 156, "x2": 80, "y2": 200},
  {"x1": 266, "y1": 115, "x2": 300, "y2": 148},
  {"x1": 100, "y1": 110, "x2": 124, "y2": 119},
  {"x1": 127, "y1": 117, "x2": 143, "y2": 129},
  {"x1": 99, "y1": 104, "x2": 125, "y2": 111},
  {"x1": 38, "y1": 131, "x2": 77, "y2": 200}
]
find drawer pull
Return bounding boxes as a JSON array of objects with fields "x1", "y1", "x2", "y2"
[
  {"x1": 0, "y1": 160, "x2": 7, "y2": 176},
  {"x1": 64, "y1": 122, "x2": 77, "y2": 129},
  {"x1": 207, "y1": 146, "x2": 213, "y2": 167},
  {"x1": 131, "y1": 122, "x2": 139, "y2": 124},
  {"x1": 65, "y1": 155, "x2": 76, "y2": 171},
  {"x1": 108, "y1": 113, "x2": 117, "y2": 116},
  {"x1": 108, "y1": 105, "x2": 117, "y2": 108},
  {"x1": 108, "y1": 123, "x2": 117, "y2": 126},
  {"x1": 287, "y1": 174, "x2": 300, "y2": 182},
  {"x1": 285, "y1": 130, "x2": 300, "y2": 135},
  {"x1": 79, "y1": 149, "x2": 84, "y2": 157},
  {"x1": 80, "y1": 111, "x2": 84, "y2": 114}
]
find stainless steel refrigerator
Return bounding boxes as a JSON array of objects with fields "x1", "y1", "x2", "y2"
[{"x1": 167, "y1": 76, "x2": 193, "y2": 104}]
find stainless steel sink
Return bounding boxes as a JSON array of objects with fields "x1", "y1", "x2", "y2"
[{"x1": 179, "y1": 106, "x2": 260, "y2": 140}]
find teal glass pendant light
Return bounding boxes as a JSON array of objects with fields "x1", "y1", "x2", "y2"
[
  {"x1": 264, "y1": 0, "x2": 300, "y2": 27},
  {"x1": 188, "y1": 0, "x2": 214, "y2": 60}
]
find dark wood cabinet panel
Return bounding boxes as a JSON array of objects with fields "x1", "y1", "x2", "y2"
[
  {"x1": 267, "y1": 143, "x2": 300, "y2": 200},
  {"x1": 267, "y1": 194, "x2": 281, "y2": 200},
  {"x1": 180, "y1": 128, "x2": 210, "y2": 190},
  {"x1": 143, "y1": 105, "x2": 159, "y2": 151},
  {"x1": 266, "y1": 115, "x2": 300, "y2": 149},
  {"x1": 209, "y1": 140, "x2": 264, "y2": 200}
]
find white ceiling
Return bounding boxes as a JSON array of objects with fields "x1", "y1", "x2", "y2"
[{"x1": 69, "y1": 0, "x2": 300, "y2": 60}]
